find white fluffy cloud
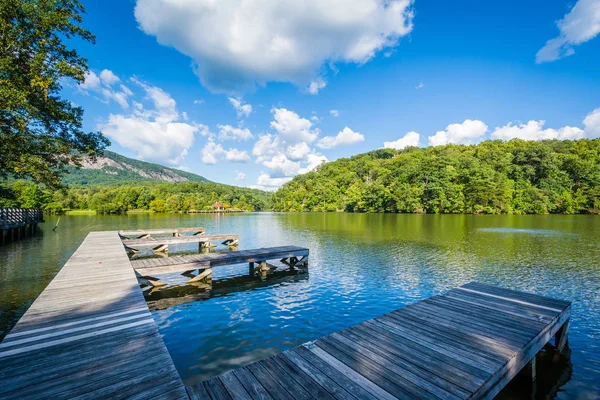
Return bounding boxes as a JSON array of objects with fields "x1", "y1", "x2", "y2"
[
  {"x1": 307, "y1": 78, "x2": 327, "y2": 95},
  {"x1": 263, "y1": 154, "x2": 301, "y2": 177},
  {"x1": 80, "y1": 70, "x2": 133, "y2": 109},
  {"x1": 201, "y1": 140, "x2": 224, "y2": 165},
  {"x1": 330, "y1": 110, "x2": 340, "y2": 117},
  {"x1": 228, "y1": 98, "x2": 253, "y2": 118},
  {"x1": 257, "y1": 173, "x2": 293, "y2": 188},
  {"x1": 225, "y1": 148, "x2": 251, "y2": 162},
  {"x1": 583, "y1": 108, "x2": 600, "y2": 138},
  {"x1": 134, "y1": 0, "x2": 414, "y2": 93},
  {"x1": 99, "y1": 69, "x2": 120, "y2": 86},
  {"x1": 218, "y1": 125, "x2": 254, "y2": 141},
  {"x1": 536, "y1": 0, "x2": 600, "y2": 63},
  {"x1": 99, "y1": 79, "x2": 202, "y2": 165},
  {"x1": 317, "y1": 127, "x2": 365, "y2": 149},
  {"x1": 428, "y1": 120, "x2": 488, "y2": 146},
  {"x1": 235, "y1": 171, "x2": 246, "y2": 181},
  {"x1": 299, "y1": 153, "x2": 328, "y2": 174},
  {"x1": 286, "y1": 142, "x2": 311, "y2": 161},
  {"x1": 270, "y1": 108, "x2": 319, "y2": 143},
  {"x1": 383, "y1": 131, "x2": 420, "y2": 149},
  {"x1": 491, "y1": 120, "x2": 584, "y2": 141}
]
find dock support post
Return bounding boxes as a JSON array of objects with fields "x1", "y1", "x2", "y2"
[
  {"x1": 153, "y1": 244, "x2": 168, "y2": 253},
  {"x1": 187, "y1": 268, "x2": 212, "y2": 283},
  {"x1": 249, "y1": 262, "x2": 255, "y2": 275},
  {"x1": 555, "y1": 319, "x2": 570, "y2": 355}
]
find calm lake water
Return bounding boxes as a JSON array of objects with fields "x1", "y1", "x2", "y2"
[{"x1": 0, "y1": 213, "x2": 598, "y2": 399}]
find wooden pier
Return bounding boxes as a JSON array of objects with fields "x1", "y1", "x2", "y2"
[
  {"x1": 123, "y1": 234, "x2": 240, "y2": 253},
  {"x1": 0, "y1": 227, "x2": 572, "y2": 400},
  {"x1": 0, "y1": 207, "x2": 44, "y2": 245},
  {"x1": 0, "y1": 231, "x2": 187, "y2": 399},
  {"x1": 131, "y1": 245, "x2": 309, "y2": 285},
  {"x1": 188, "y1": 282, "x2": 571, "y2": 400},
  {"x1": 119, "y1": 227, "x2": 206, "y2": 238}
]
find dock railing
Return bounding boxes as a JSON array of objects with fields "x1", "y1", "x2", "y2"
[{"x1": 0, "y1": 208, "x2": 44, "y2": 228}]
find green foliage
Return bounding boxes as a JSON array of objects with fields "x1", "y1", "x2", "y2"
[
  {"x1": 0, "y1": 180, "x2": 271, "y2": 213},
  {"x1": 0, "y1": 0, "x2": 109, "y2": 188},
  {"x1": 274, "y1": 139, "x2": 600, "y2": 215}
]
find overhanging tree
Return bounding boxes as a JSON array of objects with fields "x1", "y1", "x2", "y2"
[{"x1": 0, "y1": 0, "x2": 109, "y2": 188}]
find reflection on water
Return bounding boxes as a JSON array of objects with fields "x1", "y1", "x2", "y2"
[{"x1": 0, "y1": 213, "x2": 599, "y2": 398}]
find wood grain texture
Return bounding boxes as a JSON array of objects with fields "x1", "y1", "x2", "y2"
[
  {"x1": 188, "y1": 282, "x2": 571, "y2": 400},
  {"x1": 0, "y1": 231, "x2": 186, "y2": 399}
]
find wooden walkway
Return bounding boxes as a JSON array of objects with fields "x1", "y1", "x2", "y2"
[
  {"x1": 188, "y1": 282, "x2": 571, "y2": 400},
  {"x1": 123, "y1": 234, "x2": 240, "y2": 252},
  {"x1": 131, "y1": 245, "x2": 309, "y2": 276},
  {"x1": 0, "y1": 231, "x2": 187, "y2": 399},
  {"x1": 119, "y1": 227, "x2": 205, "y2": 238}
]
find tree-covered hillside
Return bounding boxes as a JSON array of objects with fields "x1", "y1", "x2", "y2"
[
  {"x1": 274, "y1": 139, "x2": 600, "y2": 214},
  {"x1": 0, "y1": 181, "x2": 270, "y2": 213}
]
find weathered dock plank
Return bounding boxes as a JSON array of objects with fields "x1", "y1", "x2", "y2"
[
  {"x1": 131, "y1": 245, "x2": 309, "y2": 276},
  {"x1": 190, "y1": 282, "x2": 571, "y2": 400},
  {"x1": 123, "y1": 234, "x2": 239, "y2": 250},
  {"x1": 119, "y1": 227, "x2": 205, "y2": 238},
  {"x1": 0, "y1": 231, "x2": 187, "y2": 399}
]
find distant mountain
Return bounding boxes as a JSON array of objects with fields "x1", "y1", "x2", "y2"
[{"x1": 62, "y1": 150, "x2": 209, "y2": 186}]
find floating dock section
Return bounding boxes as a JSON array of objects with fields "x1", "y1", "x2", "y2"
[
  {"x1": 0, "y1": 228, "x2": 571, "y2": 399},
  {"x1": 188, "y1": 282, "x2": 571, "y2": 400}
]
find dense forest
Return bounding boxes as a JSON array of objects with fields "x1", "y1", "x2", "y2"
[
  {"x1": 0, "y1": 181, "x2": 270, "y2": 213},
  {"x1": 273, "y1": 139, "x2": 600, "y2": 214}
]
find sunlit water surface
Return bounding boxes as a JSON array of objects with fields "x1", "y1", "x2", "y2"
[{"x1": 0, "y1": 213, "x2": 598, "y2": 399}]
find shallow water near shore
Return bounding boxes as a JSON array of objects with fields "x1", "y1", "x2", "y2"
[{"x1": 0, "y1": 213, "x2": 598, "y2": 399}]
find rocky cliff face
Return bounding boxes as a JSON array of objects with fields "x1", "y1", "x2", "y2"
[{"x1": 80, "y1": 157, "x2": 190, "y2": 183}]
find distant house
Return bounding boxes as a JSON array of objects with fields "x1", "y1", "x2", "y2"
[{"x1": 211, "y1": 202, "x2": 224, "y2": 211}]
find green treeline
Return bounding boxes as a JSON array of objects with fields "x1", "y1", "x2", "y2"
[
  {"x1": 0, "y1": 181, "x2": 270, "y2": 213},
  {"x1": 273, "y1": 139, "x2": 600, "y2": 214}
]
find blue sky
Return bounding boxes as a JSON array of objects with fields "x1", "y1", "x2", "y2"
[{"x1": 68, "y1": 0, "x2": 600, "y2": 189}]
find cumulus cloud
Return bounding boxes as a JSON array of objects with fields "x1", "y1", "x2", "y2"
[
  {"x1": 270, "y1": 108, "x2": 319, "y2": 143},
  {"x1": 286, "y1": 142, "x2": 311, "y2": 161},
  {"x1": 235, "y1": 171, "x2": 246, "y2": 181},
  {"x1": 99, "y1": 79, "x2": 203, "y2": 165},
  {"x1": 317, "y1": 127, "x2": 365, "y2": 149},
  {"x1": 257, "y1": 173, "x2": 293, "y2": 188},
  {"x1": 298, "y1": 153, "x2": 328, "y2": 174},
  {"x1": 428, "y1": 120, "x2": 488, "y2": 146},
  {"x1": 229, "y1": 97, "x2": 253, "y2": 118},
  {"x1": 583, "y1": 108, "x2": 600, "y2": 138},
  {"x1": 536, "y1": 0, "x2": 600, "y2": 63},
  {"x1": 492, "y1": 120, "x2": 584, "y2": 141},
  {"x1": 218, "y1": 124, "x2": 254, "y2": 141},
  {"x1": 307, "y1": 78, "x2": 327, "y2": 95},
  {"x1": 100, "y1": 69, "x2": 120, "y2": 86},
  {"x1": 201, "y1": 140, "x2": 224, "y2": 164},
  {"x1": 79, "y1": 70, "x2": 133, "y2": 109},
  {"x1": 225, "y1": 148, "x2": 251, "y2": 162},
  {"x1": 330, "y1": 110, "x2": 340, "y2": 117},
  {"x1": 383, "y1": 131, "x2": 420, "y2": 149},
  {"x1": 134, "y1": 0, "x2": 414, "y2": 93}
]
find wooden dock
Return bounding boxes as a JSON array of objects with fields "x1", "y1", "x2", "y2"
[
  {"x1": 131, "y1": 245, "x2": 309, "y2": 285},
  {"x1": 0, "y1": 227, "x2": 573, "y2": 400},
  {"x1": 119, "y1": 227, "x2": 206, "y2": 238},
  {"x1": 0, "y1": 231, "x2": 187, "y2": 399},
  {"x1": 123, "y1": 234, "x2": 240, "y2": 252},
  {"x1": 187, "y1": 282, "x2": 571, "y2": 400}
]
